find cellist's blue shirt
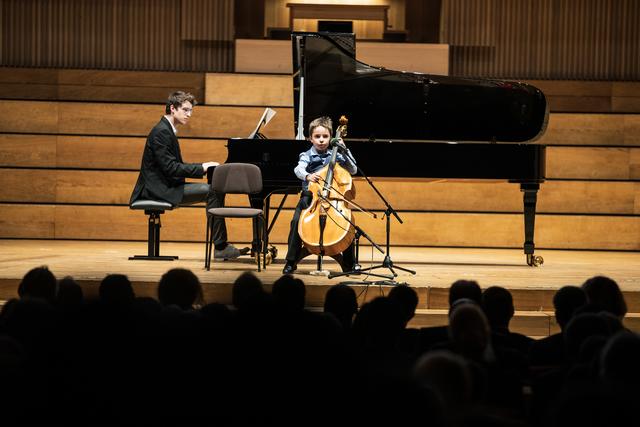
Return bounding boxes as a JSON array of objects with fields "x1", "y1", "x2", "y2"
[{"x1": 294, "y1": 145, "x2": 357, "y2": 190}]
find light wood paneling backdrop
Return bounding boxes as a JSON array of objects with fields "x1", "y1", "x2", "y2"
[
  {"x1": 442, "y1": 0, "x2": 640, "y2": 80},
  {"x1": 0, "y1": 0, "x2": 234, "y2": 71}
]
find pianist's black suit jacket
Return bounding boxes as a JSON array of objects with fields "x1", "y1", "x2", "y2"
[{"x1": 130, "y1": 116, "x2": 205, "y2": 206}]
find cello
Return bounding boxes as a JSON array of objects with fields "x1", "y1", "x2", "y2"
[{"x1": 298, "y1": 116, "x2": 356, "y2": 257}]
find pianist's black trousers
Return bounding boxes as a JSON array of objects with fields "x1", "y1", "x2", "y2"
[
  {"x1": 181, "y1": 183, "x2": 228, "y2": 250},
  {"x1": 285, "y1": 190, "x2": 355, "y2": 268}
]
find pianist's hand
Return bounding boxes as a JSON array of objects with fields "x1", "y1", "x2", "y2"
[{"x1": 202, "y1": 161, "x2": 220, "y2": 171}]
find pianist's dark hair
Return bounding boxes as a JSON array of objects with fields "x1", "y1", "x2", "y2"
[
  {"x1": 165, "y1": 91, "x2": 197, "y2": 114},
  {"x1": 308, "y1": 116, "x2": 333, "y2": 137}
]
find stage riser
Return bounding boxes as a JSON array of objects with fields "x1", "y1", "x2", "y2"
[
  {"x1": 1, "y1": 203, "x2": 638, "y2": 250},
  {"x1": 1, "y1": 101, "x2": 293, "y2": 140},
  {"x1": 0, "y1": 68, "x2": 204, "y2": 103},
  {"x1": 1, "y1": 168, "x2": 639, "y2": 215},
  {"x1": 0, "y1": 134, "x2": 229, "y2": 170},
  {"x1": 3, "y1": 69, "x2": 640, "y2": 114},
  {"x1": 3, "y1": 134, "x2": 639, "y2": 180},
  {"x1": 2, "y1": 100, "x2": 640, "y2": 146}
]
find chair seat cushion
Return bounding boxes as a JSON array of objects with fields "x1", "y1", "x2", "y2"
[
  {"x1": 130, "y1": 200, "x2": 173, "y2": 210},
  {"x1": 208, "y1": 207, "x2": 263, "y2": 218}
]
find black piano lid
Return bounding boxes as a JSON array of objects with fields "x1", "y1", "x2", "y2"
[{"x1": 292, "y1": 32, "x2": 549, "y2": 144}]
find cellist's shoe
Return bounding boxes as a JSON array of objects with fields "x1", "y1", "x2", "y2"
[{"x1": 282, "y1": 261, "x2": 297, "y2": 274}]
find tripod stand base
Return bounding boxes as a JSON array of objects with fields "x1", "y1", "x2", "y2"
[
  {"x1": 309, "y1": 269, "x2": 331, "y2": 277},
  {"x1": 328, "y1": 265, "x2": 394, "y2": 280},
  {"x1": 336, "y1": 279, "x2": 408, "y2": 287}
]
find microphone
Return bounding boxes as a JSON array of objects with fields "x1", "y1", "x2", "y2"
[{"x1": 330, "y1": 138, "x2": 347, "y2": 151}]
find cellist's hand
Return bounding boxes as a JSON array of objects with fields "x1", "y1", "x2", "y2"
[{"x1": 306, "y1": 173, "x2": 321, "y2": 183}]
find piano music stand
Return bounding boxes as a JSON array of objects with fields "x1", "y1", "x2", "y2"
[{"x1": 248, "y1": 107, "x2": 276, "y2": 139}]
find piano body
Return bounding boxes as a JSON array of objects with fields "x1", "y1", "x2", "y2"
[{"x1": 226, "y1": 32, "x2": 548, "y2": 266}]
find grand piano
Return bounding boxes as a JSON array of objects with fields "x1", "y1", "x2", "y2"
[{"x1": 226, "y1": 32, "x2": 548, "y2": 266}]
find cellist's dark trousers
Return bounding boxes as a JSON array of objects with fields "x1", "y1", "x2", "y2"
[
  {"x1": 285, "y1": 190, "x2": 355, "y2": 268},
  {"x1": 285, "y1": 190, "x2": 313, "y2": 263}
]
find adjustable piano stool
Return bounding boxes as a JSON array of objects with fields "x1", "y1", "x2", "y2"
[{"x1": 129, "y1": 200, "x2": 179, "y2": 261}]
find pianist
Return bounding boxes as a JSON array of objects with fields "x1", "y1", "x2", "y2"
[
  {"x1": 129, "y1": 91, "x2": 241, "y2": 260},
  {"x1": 283, "y1": 116, "x2": 358, "y2": 274}
]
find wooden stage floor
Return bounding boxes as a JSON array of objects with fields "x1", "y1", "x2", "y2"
[{"x1": 1, "y1": 239, "x2": 638, "y2": 303}]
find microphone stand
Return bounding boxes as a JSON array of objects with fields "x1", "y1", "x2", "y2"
[
  {"x1": 312, "y1": 193, "x2": 393, "y2": 281},
  {"x1": 339, "y1": 146, "x2": 416, "y2": 278}
]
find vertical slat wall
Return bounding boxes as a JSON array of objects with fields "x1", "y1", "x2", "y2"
[
  {"x1": 0, "y1": 0, "x2": 234, "y2": 72},
  {"x1": 441, "y1": 0, "x2": 640, "y2": 80}
]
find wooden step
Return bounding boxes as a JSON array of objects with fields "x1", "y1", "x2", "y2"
[
  {"x1": 205, "y1": 73, "x2": 292, "y2": 106},
  {"x1": 1, "y1": 168, "x2": 638, "y2": 215},
  {"x1": 0, "y1": 134, "x2": 229, "y2": 170},
  {"x1": 3, "y1": 68, "x2": 639, "y2": 114},
  {"x1": 0, "y1": 68, "x2": 205, "y2": 103},
  {"x1": 234, "y1": 39, "x2": 449, "y2": 75},
  {"x1": 0, "y1": 100, "x2": 295, "y2": 139},
  {"x1": 1, "y1": 203, "x2": 638, "y2": 250},
  {"x1": 3, "y1": 100, "x2": 640, "y2": 146},
  {"x1": 525, "y1": 80, "x2": 640, "y2": 113},
  {"x1": 539, "y1": 113, "x2": 640, "y2": 146},
  {"x1": 2, "y1": 133, "x2": 640, "y2": 179}
]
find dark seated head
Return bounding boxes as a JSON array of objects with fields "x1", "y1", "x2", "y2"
[
  {"x1": 18, "y1": 266, "x2": 57, "y2": 304},
  {"x1": 157, "y1": 268, "x2": 202, "y2": 310}
]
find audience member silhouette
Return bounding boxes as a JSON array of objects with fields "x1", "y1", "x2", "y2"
[
  {"x1": 418, "y1": 279, "x2": 483, "y2": 354},
  {"x1": 56, "y1": 275, "x2": 84, "y2": 308},
  {"x1": 99, "y1": 274, "x2": 135, "y2": 307},
  {"x1": 17, "y1": 265, "x2": 57, "y2": 304},
  {"x1": 231, "y1": 271, "x2": 266, "y2": 312},
  {"x1": 157, "y1": 268, "x2": 203, "y2": 310},
  {"x1": 482, "y1": 286, "x2": 533, "y2": 354},
  {"x1": 323, "y1": 283, "x2": 358, "y2": 331},
  {"x1": 388, "y1": 284, "x2": 419, "y2": 327},
  {"x1": 581, "y1": 275, "x2": 627, "y2": 319},
  {"x1": 271, "y1": 274, "x2": 306, "y2": 312},
  {"x1": 529, "y1": 286, "x2": 587, "y2": 367},
  {"x1": 413, "y1": 350, "x2": 473, "y2": 421},
  {"x1": 449, "y1": 279, "x2": 483, "y2": 307},
  {"x1": 600, "y1": 331, "x2": 640, "y2": 398}
]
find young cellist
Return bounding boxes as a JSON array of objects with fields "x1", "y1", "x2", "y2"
[{"x1": 282, "y1": 116, "x2": 358, "y2": 274}]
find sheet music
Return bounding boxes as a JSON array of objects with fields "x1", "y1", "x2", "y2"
[{"x1": 249, "y1": 107, "x2": 277, "y2": 139}]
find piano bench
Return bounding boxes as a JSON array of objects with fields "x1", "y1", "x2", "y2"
[{"x1": 129, "y1": 200, "x2": 178, "y2": 261}]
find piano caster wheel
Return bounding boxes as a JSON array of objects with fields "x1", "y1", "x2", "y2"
[
  {"x1": 255, "y1": 247, "x2": 277, "y2": 266},
  {"x1": 527, "y1": 254, "x2": 544, "y2": 267}
]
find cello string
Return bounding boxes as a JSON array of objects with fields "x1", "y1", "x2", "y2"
[{"x1": 317, "y1": 176, "x2": 373, "y2": 217}]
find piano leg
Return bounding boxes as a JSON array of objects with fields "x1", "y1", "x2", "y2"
[{"x1": 521, "y1": 183, "x2": 544, "y2": 267}]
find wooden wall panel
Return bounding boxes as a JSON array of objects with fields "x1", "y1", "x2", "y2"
[
  {"x1": 0, "y1": 101, "x2": 295, "y2": 140},
  {"x1": 442, "y1": 0, "x2": 640, "y2": 80},
  {"x1": 1, "y1": 204, "x2": 638, "y2": 250},
  {"x1": 2, "y1": 169, "x2": 639, "y2": 215},
  {"x1": 0, "y1": 204, "x2": 55, "y2": 238},
  {"x1": 205, "y1": 73, "x2": 292, "y2": 106},
  {"x1": 0, "y1": 0, "x2": 233, "y2": 72},
  {"x1": 546, "y1": 147, "x2": 640, "y2": 180},
  {"x1": 0, "y1": 134, "x2": 57, "y2": 167},
  {"x1": 539, "y1": 114, "x2": 640, "y2": 146},
  {"x1": 234, "y1": 39, "x2": 450, "y2": 75},
  {"x1": 0, "y1": 68, "x2": 205, "y2": 103},
  {"x1": 2, "y1": 136, "x2": 639, "y2": 182},
  {"x1": 7, "y1": 101, "x2": 640, "y2": 147}
]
